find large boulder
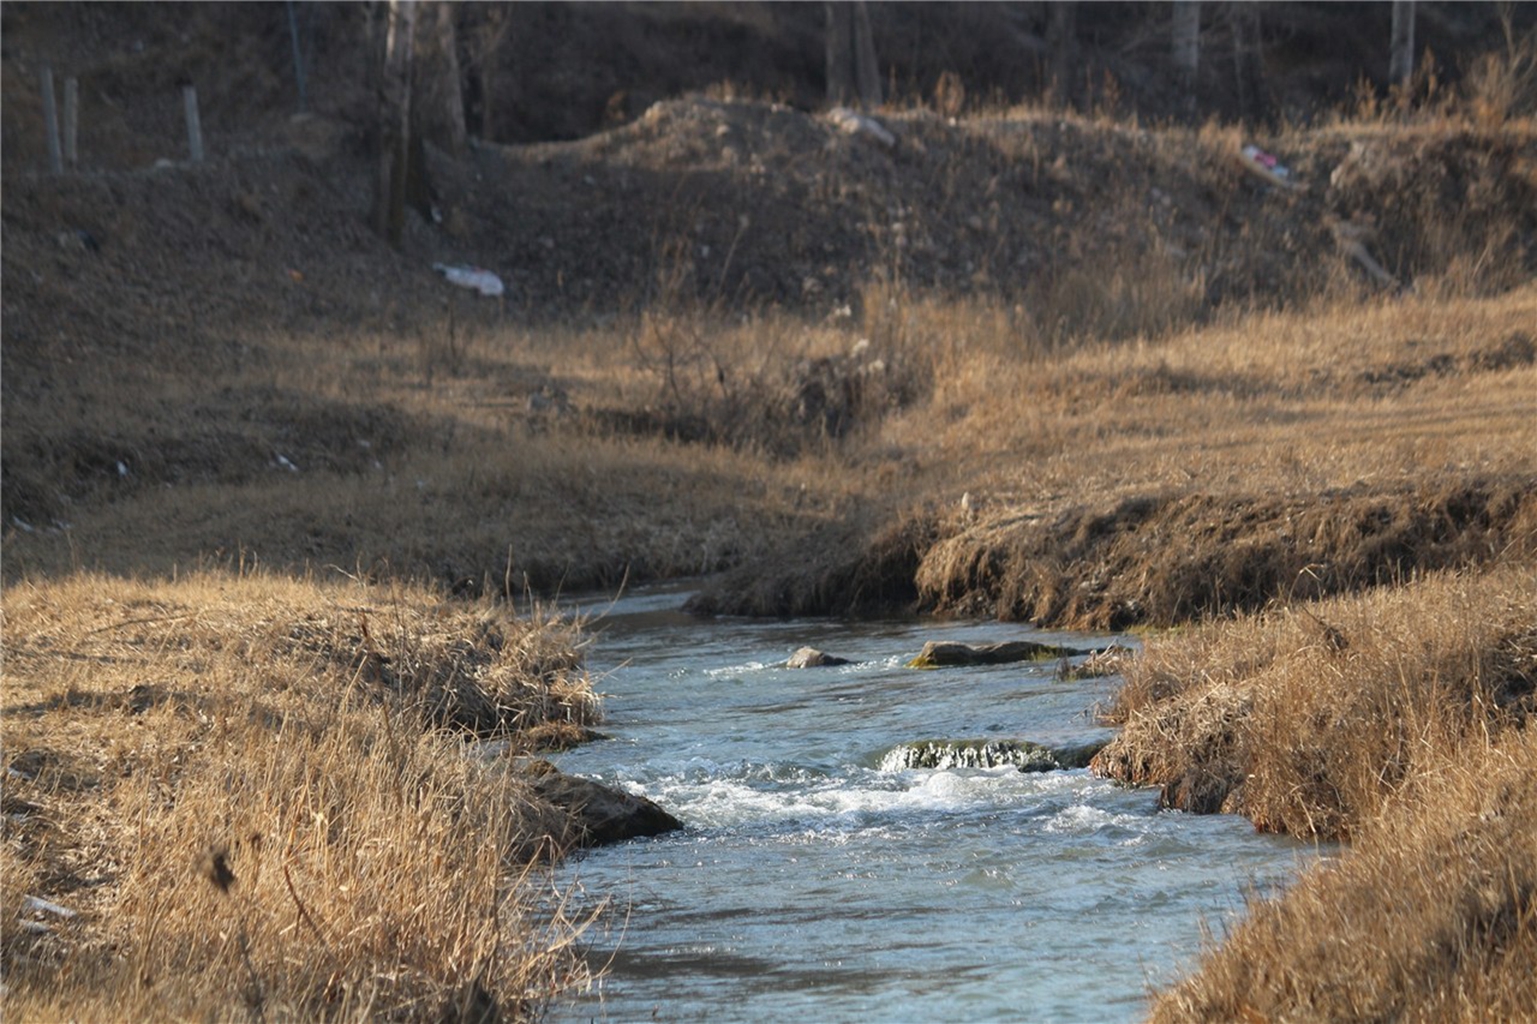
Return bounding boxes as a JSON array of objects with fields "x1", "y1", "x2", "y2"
[
  {"x1": 878, "y1": 738, "x2": 1107, "y2": 772},
  {"x1": 907, "y1": 639, "x2": 1086, "y2": 668},
  {"x1": 527, "y1": 761, "x2": 683, "y2": 847}
]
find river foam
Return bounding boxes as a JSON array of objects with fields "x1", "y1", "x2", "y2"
[{"x1": 548, "y1": 587, "x2": 1318, "y2": 1023}]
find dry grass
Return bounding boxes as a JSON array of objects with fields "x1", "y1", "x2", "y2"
[
  {"x1": 1095, "y1": 559, "x2": 1537, "y2": 1019},
  {"x1": 901, "y1": 283, "x2": 1537, "y2": 506},
  {"x1": 1, "y1": 570, "x2": 601, "y2": 1021},
  {"x1": 1094, "y1": 562, "x2": 1537, "y2": 839},
  {"x1": 697, "y1": 280, "x2": 1537, "y2": 621},
  {"x1": 1148, "y1": 727, "x2": 1537, "y2": 1023}
]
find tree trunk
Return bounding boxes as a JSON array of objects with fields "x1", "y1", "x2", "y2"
[
  {"x1": 435, "y1": 2, "x2": 467, "y2": 156},
  {"x1": 1046, "y1": 1, "x2": 1077, "y2": 109},
  {"x1": 825, "y1": 2, "x2": 853, "y2": 106},
  {"x1": 852, "y1": 1, "x2": 882, "y2": 109},
  {"x1": 1172, "y1": 0, "x2": 1201, "y2": 122},
  {"x1": 825, "y1": 2, "x2": 880, "y2": 109},
  {"x1": 1390, "y1": 0, "x2": 1416, "y2": 87},
  {"x1": 374, "y1": 0, "x2": 417, "y2": 248},
  {"x1": 1230, "y1": 2, "x2": 1266, "y2": 121},
  {"x1": 471, "y1": 5, "x2": 508, "y2": 142}
]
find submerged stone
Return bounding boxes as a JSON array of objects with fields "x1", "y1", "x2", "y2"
[
  {"x1": 879, "y1": 738, "x2": 1106, "y2": 772},
  {"x1": 786, "y1": 646, "x2": 852, "y2": 668},
  {"x1": 907, "y1": 639, "x2": 1086, "y2": 668}
]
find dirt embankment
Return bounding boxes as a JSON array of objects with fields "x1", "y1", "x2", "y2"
[{"x1": 688, "y1": 477, "x2": 1537, "y2": 628}]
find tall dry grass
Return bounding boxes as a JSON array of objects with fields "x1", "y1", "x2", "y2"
[
  {"x1": 2, "y1": 571, "x2": 601, "y2": 1021},
  {"x1": 1093, "y1": 560, "x2": 1537, "y2": 1020},
  {"x1": 1148, "y1": 726, "x2": 1537, "y2": 1023},
  {"x1": 1095, "y1": 562, "x2": 1537, "y2": 839}
]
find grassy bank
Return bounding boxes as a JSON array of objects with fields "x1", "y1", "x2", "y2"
[
  {"x1": 1151, "y1": 726, "x2": 1537, "y2": 1022},
  {"x1": 691, "y1": 284, "x2": 1537, "y2": 621},
  {"x1": 2, "y1": 571, "x2": 599, "y2": 1020},
  {"x1": 1089, "y1": 563, "x2": 1536, "y2": 1018}
]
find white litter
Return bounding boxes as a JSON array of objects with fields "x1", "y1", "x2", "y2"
[
  {"x1": 116, "y1": 460, "x2": 129, "y2": 477},
  {"x1": 432, "y1": 263, "x2": 505, "y2": 298},
  {"x1": 274, "y1": 454, "x2": 299, "y2": 473},
  {"x1": 23, "y1": 895, "x2": 77, "y2": 919},
  {"x1": 1237, "y1": 143, "x2": 1301, "y2": 191},
  {"x1": 828, "y1": 107, "x2": 896, "y2": 148}
]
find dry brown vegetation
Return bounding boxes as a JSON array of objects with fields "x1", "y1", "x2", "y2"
[
  {"x1": 1094, "y1": 564, "x2": 1537, "y2": 838},
  {"x1": 1091, "y1": 563, "x2": 1537, "y2": 1019},
  {"x1": 1, "y1": 570, "x2": 602, "y2": 1020},
  {"x1": 1149, "y1": 725, "x2": 1537, "y2": 1023},
  {"x1": 6, "y1": 4, "x2": 1537, "y2": 1019}
]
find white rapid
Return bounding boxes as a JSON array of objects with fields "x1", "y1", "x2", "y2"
[{"x1": 545, "y1": 584, "x2": 1321, "y2": 1023}]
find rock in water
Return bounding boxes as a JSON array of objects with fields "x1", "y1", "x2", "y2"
[
  {"x1": 786, "y1": 646, "x2": 852, "y2": 668},
  {"x1": 528, "y1": 763, "x2": 683, "y2": 847},
  {"x1": 907, "y1": 639, "x2": 1086, "y2": 668},
  {"x1": 879, "y1": 738, "x2": 1107, "y2": 772}
]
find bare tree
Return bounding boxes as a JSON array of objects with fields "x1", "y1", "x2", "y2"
[
  {"x1": 433, "y1": 2, "x2": 467, "y2": 156},
  {"x1": 1172, "y1": 0, "x2": 1201, "y2": 121},
  {"x1": 1390, "y1": 0, "x2": 1416, "y2": 87},
  {"x1": 825, "y1": 2, "x2": 881, "y2": 109},
  {"x1": 1229, "y1": 2, "x2": 1267, "y2": 120},
  {"x1": 1046, "y1": 1, "x2": 1077, "y2": 108},
  {"x1": 373, "y1": 0, "x2": 417, "y2": 247}
]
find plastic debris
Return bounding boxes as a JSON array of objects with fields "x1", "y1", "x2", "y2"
[
  {"x1": 1238, "y1": 143, "x2": 1300, "y2": 191},
  {"x1": 432, "y1": 263, "x2": 505, "y2": 298},
  {"x1": 828, "y1": 107, "x2": 896, "y2": 148},
  {"x1": 274, "y1": 453, "x2": 299, "y2": 472},
  {"x1": 23, "y1": 895, "x2": 77, "y2": 919}
]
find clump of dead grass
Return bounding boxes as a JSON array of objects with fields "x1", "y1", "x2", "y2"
[
  {"x1": 1149, "y1": 727, "x2": 1537, "y2": 1023},
  {"x1": 1093, "y1": 562, "x2": 1537, "y2": 839},
  {"x1": 1, "y1": 570, "x2": 601, "y2": 1021},
  {"x1": 915, "y1": 479, "x2": 1537, "y2": 630}
]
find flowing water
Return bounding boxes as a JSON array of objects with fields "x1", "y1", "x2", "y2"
[{"x1": 546, "y1": 585, "x2": 1321, "y2": 1023}]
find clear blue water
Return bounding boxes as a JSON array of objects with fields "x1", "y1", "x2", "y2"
[{"x1": 546, "y1": 585, "x2": 1320, "y2": 1023}]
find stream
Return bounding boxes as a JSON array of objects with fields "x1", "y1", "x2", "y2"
[{"x1": 546, "y1": 584, "x2": 1321, "y2": 1023}]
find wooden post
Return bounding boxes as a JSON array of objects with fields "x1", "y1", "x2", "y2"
[
  {"x1": 63, "y1": 77, "x2": 79, "y2": 169},
  {"x1": 41, "y1": 65, "x2": 63, "y2": 174},
  {"x1": 183, "y1": 84, "x2": 204, "y2": 163},
  {"x1": 1390, "y1": 0, "x2": 1416, "y2": 87}
]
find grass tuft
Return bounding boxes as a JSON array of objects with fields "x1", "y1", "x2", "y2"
[{"x1": 2, "y1": 571, "x2": 601, "y2": 1020}]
